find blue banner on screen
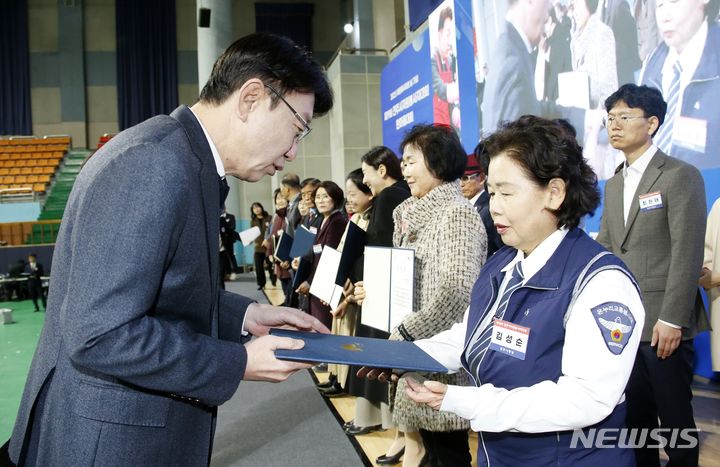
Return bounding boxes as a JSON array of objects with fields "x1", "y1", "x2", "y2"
[
  {"x1": 381, "y1": 0, "x2": 479, "y2": 156},
  {"x1": 380, "y1": 30, "x2": 434, "y2": 157}
]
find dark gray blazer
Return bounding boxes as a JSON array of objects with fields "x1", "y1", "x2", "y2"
[
  {"x1": 597, "y1": 150, "x2": 709, "y2": 341},
  {"x1": 10, "y1": 106, "x2": 254, "y2": 466}
]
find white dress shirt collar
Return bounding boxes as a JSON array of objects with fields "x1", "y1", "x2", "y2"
[
  {"x1": 188, "y1": 107, "x2": 225, "y2": 178},
  {"x1": 469, "y1": 191, "x2": 482, "y2": 207},
  {"x1": 501, "y1": 228, "x2": 569, "y2": 283}
]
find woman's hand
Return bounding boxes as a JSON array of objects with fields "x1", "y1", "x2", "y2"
[
  {"x1": 353, "y1": 281, "x2": 365, "y2": 305},
  {"x1": 296, "y1": 281, "x2": 310, "y2": 295},
  {"x1": 404, "y1": 377, "x2": 447, "y2": 411},
  {"x1": 356, "y1": 366, "x2": 397, "y2": 383},
  {"x1": 291, "y1": 257, "x2": 300, "y2": 270}
]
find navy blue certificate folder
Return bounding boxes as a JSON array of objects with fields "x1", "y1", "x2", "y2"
[
  {"x1": 289, "y1": 225, "x2": 316, "y2": 258},
  {"x1": 269, "y1": 329, "x2": 448, "y2": 373}
]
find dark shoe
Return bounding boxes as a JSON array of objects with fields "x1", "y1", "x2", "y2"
[
  {"x1": 34, "y1": 309, "x2": 40, "y2": 312},
  {"x1": 342, "y1": 419, "x2": 354, "y2": 429},
  {"x1": 376, "y1": 447, "x2": 404, "y2": 465},
  {"x1": 344, "y1": 423, "x2": 383, "y2": 436},
  {"x1": 320, "y1": 382, "x2": 346, "y2": 398},
  {"x1": 257, "y1": 285, "x2": 264, "y2": 290},
  {"x1": 316, "y1": 375, "x2": 337, "y2": 389}
]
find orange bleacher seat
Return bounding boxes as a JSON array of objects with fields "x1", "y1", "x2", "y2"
[
  {"x1": 15, "y1": 176, "x2": 28, "y2": 184},
  {"x1": 0, "y1": 169, "x2": 8, "y2": 176},
  {"x1": 31, "y1": 167, "x2": 43, "y2": 174},
  {"x1": 40, "y1": 167, "x2": 54, "y2": 175},
  {"x1": 0, "y1": 154, "x2": 9, "y2": 161},
  {"x1": 9, "y1": 168, "x2": 20, "y2": 175},
  {"x1": 4, "y1": 161, "x2": 16, "y2": 168},
  {"x1": 25, "y1": 160, "x2": 36, "y2": 167},
  {"x1": 2, "y1": 176, "x2": 15, "y2": 184},
  {"x1": 47, "y1": 159, "x2": 59, "y2": 168},
  {"x1": 20, "y1": 168, "x2": 33, "y2": 176},
  {"x1": 38, "y1": 175, "x2": 51, "y2": 183},
  {"x1": 27, "y1": 175, "x2": 38, "y2": 183},
  {"x1": 32, "y1": 184, "x2": 46, "y2": 193}
]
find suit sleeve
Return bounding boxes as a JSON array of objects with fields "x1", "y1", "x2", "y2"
[
  {"x1": 596, "y1": 183, "x2": 612, "y2": 250},
  {"x1": 659, "y1": 165, "x2": 707, "y2": 327},
  {"x1": 63, "y1": 145, "x2": 246, "y2": 407}
]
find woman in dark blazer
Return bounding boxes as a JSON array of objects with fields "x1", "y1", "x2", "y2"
[
  {"x1": 297, "y1": 181, "x2": 347, "y2": 329},
  {"x1": 344, "y1": 147, "x2": 411, "y2": 460}
]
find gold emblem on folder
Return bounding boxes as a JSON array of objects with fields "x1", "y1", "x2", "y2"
[{"x1": 341, "y1": 343, "x2": 363, "y2": 352}]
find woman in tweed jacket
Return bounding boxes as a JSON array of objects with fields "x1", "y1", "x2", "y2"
[{"x1": 384, "y1": 124, "x2": 487, "y2": 466}]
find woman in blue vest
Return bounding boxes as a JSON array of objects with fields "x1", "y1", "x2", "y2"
[{"x1": 402, "y1": 115, "x2": 645, "y2": 466}]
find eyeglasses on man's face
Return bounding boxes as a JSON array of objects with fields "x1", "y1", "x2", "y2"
[
  {"x1": 460, "y1": 173, "x2": 480, "y2": 183},
  {"x1": 264, "y1": 83, "x2": 312, "y2": 143},
  {"x1": 603, "y1": 114, "x2": 648, "y2": 128}
]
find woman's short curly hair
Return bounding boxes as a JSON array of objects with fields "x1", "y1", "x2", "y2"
[{"x1": 481, "y1": 115, "x2": 600, "y2": 229}]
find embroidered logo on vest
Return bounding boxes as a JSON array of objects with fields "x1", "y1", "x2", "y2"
[{"x1": 591, "y1": 301, "x2": 636, "y2": 355}]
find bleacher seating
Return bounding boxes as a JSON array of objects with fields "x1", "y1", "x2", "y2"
[
  {"x1": 97, "y1": 133, "x2": 115, "y2": 149},
  {"x1": 0, "y1": 135, "x2": 71, "y2": 194}
]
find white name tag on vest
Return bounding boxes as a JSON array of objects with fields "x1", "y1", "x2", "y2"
[
  {"x1": 638, "y1": 191, "x2": 663, "y2": 212},
  {"x1": 488, "y1": 319, "x2": 530, "y2": 360}
]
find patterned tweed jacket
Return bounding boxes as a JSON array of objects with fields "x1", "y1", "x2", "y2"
[{"x1": 391, "y1": 181, "x2": 487, "y2": 431}]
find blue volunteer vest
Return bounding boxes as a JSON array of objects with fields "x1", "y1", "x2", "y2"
[{"x1": 462, "y1": 228, "x2": 638, "y2": 466}]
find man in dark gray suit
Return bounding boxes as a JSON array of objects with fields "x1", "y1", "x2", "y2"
[
  {"x1": 9, "y1": 33, "x2": 332, "y2": 466},
  {"x1": 597, "y1": 84, "x2": 708, "y2": 466}
]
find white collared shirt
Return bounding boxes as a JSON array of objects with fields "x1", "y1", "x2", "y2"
[
  {"x1": 414, "y1": 229, "x2": 645, "y2": 433},
  {"x1": 188, "y1": 108, "x2": 225, "y2": 178},
  {"x1": 661, "y1": 20, "x2": 707, "y2": 121},
  {"x1": 622, "y1": 144, "x2": 657, "y2": 224},
  {"x1": 469, "y1": 190, "x2": 483, "y2": 208}
]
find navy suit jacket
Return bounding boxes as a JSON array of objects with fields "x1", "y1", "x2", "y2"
[{"x1": 10, "y1": 106, "x2": 255, "y2": 466}]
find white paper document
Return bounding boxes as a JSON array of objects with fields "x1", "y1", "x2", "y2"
[
  {"x1": 361, "y1": 247, "x2": 415, "y2": 333},
  {"x1": 557, "y1": 71, "x2": 590, "y2": 109},
  {"x1": 239, "y1": 226, "x2": 261, "y2": 246},
  {"x1": 309, "y1": 246, "x2": 344, "y2": 310}
]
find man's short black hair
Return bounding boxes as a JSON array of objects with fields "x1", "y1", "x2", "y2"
[
  {"x1": 281, "y1": 173, "x2": 301, "y2": 190},
  {"x1": 361, "y1": 146, "x2": 403, "y2": 181},
  {"x1": 604, "y1": 84, "x2": 667, "y2": 136},
  {"x1": 400, "y1": 124, "x2": 466, "y2": 182},
  {"x1": 482, "y1": 115, "x2": 600, "y2": 229},
  {"x1": 301, "y1": 177, "x2": 320, "y2": 188},
  {"x1": 199, "y1": 33, "x2": 333, "y2": 117}
]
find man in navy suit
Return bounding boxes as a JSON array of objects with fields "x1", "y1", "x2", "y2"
[
  {"x1": 460, "y1": 149, "x2": 502, "y2": 258},
  {"x1": 9, "y1": 33, "x2": 332, "y2": 466}
]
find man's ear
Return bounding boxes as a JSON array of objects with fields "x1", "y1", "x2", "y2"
[
  {"x1": 236, "y1": 79, "x2": 265, "y2": 121},
  {"x1": 647, "y1": 115, "x2": 660, "y2": 137}
]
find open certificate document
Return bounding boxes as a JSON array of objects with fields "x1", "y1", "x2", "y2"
[
  {"x1": 361, "y1": 247, "x2": 415, "y2": 333},
  {"x1": 309, "y1": 246, "x2": 344, "y2": 310}
]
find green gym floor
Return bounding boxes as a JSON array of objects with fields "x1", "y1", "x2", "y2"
[{"x1": 0, "y1": 300, "x2": 44, "y2": 441}]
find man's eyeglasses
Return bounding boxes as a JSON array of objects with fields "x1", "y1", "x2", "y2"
[
  {"x1": 460, "y1": 173, "x2": 480, "y2": 183},
  {"x1": 603, "y1": 115, "x2": 648, "y2": 128},
  {"x1": 264, "y1": 83, "x2": 312, "y2": 143}
]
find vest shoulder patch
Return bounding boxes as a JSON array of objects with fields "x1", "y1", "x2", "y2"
[{"x1": 590, "y1": 301, "x2": 636, "y2": 355}]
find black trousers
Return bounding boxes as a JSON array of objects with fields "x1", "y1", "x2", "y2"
[
  {"x1": 626, "y1": 341, "x2": 698, "y2": 467},
  {"x1": 419, "y1": 429, "x2": 471, "y2": 467},
  {"x1": 27, "y1": 280, "x2": 46, "y2": 311},
  {"x1": 253, "y1": 252, "x2": 266, "y2": 288}
]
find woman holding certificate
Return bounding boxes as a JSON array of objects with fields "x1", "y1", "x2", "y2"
[
  {"x1": 401, "y1": 116, "x2": 645, "y2": 466},
  {"x1": 358, "y1": 124, "x2": 487, "y2": 466}
]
